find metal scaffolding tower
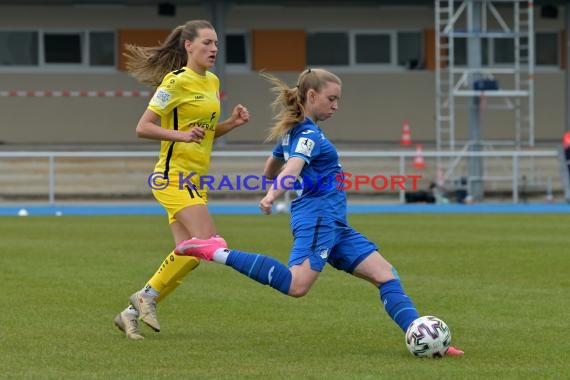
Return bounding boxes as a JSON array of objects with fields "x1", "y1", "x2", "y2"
[{"x1": 435, "y1": 0, "x2": 535, "y2": 200}]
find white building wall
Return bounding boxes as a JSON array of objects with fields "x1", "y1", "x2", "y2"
[{"x1": 0, "y1": 4, "x2": 566, "y2": 145}]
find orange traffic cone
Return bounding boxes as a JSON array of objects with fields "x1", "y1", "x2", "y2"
[
  {"x1": 413, "y1": 144, "x2": 426, "y2": 170},
  {"x1": 400, "y1": 120, "x2": 412, "y2": 146},
  {"x1": 563, "y1": 131, "x2": 570, "y2": 149}
]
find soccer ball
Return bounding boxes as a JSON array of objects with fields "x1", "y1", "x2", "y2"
[
  {"x1": 274, "y1": 201, "x2": 288, "y2": 214},
  {"x1": 405, "y1": 316, "x2": 451, "y2": 358}
]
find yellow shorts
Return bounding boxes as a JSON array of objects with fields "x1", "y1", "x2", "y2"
[{"x1": 152, "y1": 179, "x2": 209, "y2": 224}]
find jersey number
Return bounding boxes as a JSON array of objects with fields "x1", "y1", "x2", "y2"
[{"x1": 185, "y1": 184, "x2": 203, "y2": 199}]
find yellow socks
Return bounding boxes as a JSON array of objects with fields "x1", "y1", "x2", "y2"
[{"x1": 146, "y1": 250, "x2": 200, "y2": 302}]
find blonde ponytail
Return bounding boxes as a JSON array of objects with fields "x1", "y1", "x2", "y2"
[
  {"x1": 262, "y1": 68, "x2": 342, "y2": 141},
  {"x1": 124, "y1": 20, "x2": 214, "y2": 87}
]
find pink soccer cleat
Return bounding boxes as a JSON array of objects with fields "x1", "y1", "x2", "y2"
[
  {"x1": 211, "y1": 235, "x2": 228, "y2": 248},
  {"x1": 175, "y1": 237, "x2": 227, "y2": 261},
  {"x1": 446, "y1": 346, "x2": 465, "y2": 356}
]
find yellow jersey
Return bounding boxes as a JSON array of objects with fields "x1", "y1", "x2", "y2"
[{"x1": 148, "y1": 67, "x2": 221, "y2": 181}]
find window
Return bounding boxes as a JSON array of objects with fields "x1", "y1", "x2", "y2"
[
  {"x1": 536, "y1": 32, "x2": 558, "y2": 66},
  {"x1": 0, "y1": 29, "x2": 116, "y2": 71},
  {"x1": 308, "y1": 30, "x2": 421, "y2": 70},
  {"x1": 226, "y1": 34, "x2": 247, "y2": 64},
  {"x1": 0, "y1": 31, "x2": 38, "y2": 65},
  {"x1": 355, "y1": 33, "x2": 391, "y2": 64},
  {"x1": 44, "y1": 32, "x2": 82, "y2": 64},
  {"x1": 493, "y1": 38, "x2": 514, "y2": 64},
  {"x1": 397, "y1": 32, "x2": 422, "y2": 68},
  {"x1": 89, "y1": 31, "x2": 115, "y2": 66},
  {"x1": 453, "y1": 37, "x2": 489, "y2": 66},
  {"x1": 453, "y1": 37, "x2": 466, "y2": 65},
  {"x1": 454, "y1": 32, "x2": 558, "y2": 67},
  {"x1": 307, "y1": 32, "x2": 349, "y2": 66}
]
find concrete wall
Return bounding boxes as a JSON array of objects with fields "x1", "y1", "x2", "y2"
[{"x1": 0, "y1": 4, "x2": 566, "y2": 145}]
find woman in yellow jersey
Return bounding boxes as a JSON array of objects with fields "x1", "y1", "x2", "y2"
[{"x1": 114, "y1": 20, "x2": 250, "y2": 340}]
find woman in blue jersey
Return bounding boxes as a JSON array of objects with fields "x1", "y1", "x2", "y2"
[
  {"x1": 114, "y1": 20, "x2": 250, "y2": 340},
  {"x1": 175, "y1": 68, "x2": 463, "y2": 356}
]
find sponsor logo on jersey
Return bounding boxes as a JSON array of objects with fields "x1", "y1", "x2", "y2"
[
  {"x1": 165, "y1": 78, "x2": 176, "y2": 88},
  {"x1": 189, "y1": 121, "x2": 215, "y2": 131},
  {"x1": 295, "y1": 137, "x2": 315, "y2": 157},
  {"x1": 150, "y1": 88, "x2": 171, "y2": 109}
]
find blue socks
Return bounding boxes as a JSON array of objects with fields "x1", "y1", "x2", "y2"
[
  {"x1": 380, "y1": 279, "x2": 420, "y2": 332},
  {"x1": 226, "y1": 250, "x2": 292, "y2": 295},
  {"x1": 223, "y1": 250, "x2": 419, "y2": 330}
]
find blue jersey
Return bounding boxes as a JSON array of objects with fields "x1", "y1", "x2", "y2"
[{"x1": 272, "y1": 118, "x2": 347, "y2": 222}]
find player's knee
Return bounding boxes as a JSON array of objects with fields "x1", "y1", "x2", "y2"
[
  {"x1": 287, "y1": 284, "x2": 310, "y2": 298},
  {"x1": 369, "y1": 263, "x2": 397, "y2": 285}
]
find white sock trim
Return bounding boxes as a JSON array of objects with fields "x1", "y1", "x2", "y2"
[
  {"x1": 213, "y1": 248, "x2": 230, "y2": 264},
  {"x1": 142, "y1": 285, "x2": 160, "y2": 299},
  {"x1": 125, "y1": 305, "x2": 139, "y2": 316}
]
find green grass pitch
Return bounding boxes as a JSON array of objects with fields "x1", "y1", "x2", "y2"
[{"x1": 0, "y1": 213, "x2": 568, "y2": 379}]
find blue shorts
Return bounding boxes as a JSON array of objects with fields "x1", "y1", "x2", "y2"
[{"x1": 288, "y1": 217, "x2": 378, "y2": 273}]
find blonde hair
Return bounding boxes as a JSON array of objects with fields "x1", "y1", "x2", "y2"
[
  {"x1": 124, "y1": 20, "x2": 214, "y2": 87},
  {"x1": 262, "y1": 68, "x2": 342, "y2": 142}
]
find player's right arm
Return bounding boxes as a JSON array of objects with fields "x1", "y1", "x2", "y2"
[
  {"x1": 263, "y1": 156, "x2": 285, "y2": 180},
  {"x1": 259, "y1": 157, "x2": 304, "y2": 215},
  {"x1": 263, "y1": 140, "x2": 287, "y2": 180},
  {"x1": 135, "y1": 109, "x2": 204, "y2": 143},
  {"x1": 137, "y1": 73, "x2": 204, "y2": 143}
]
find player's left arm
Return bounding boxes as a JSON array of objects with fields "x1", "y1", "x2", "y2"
[{"x1": 215, "y1": 104, "x2": 250, "y2": 138}]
